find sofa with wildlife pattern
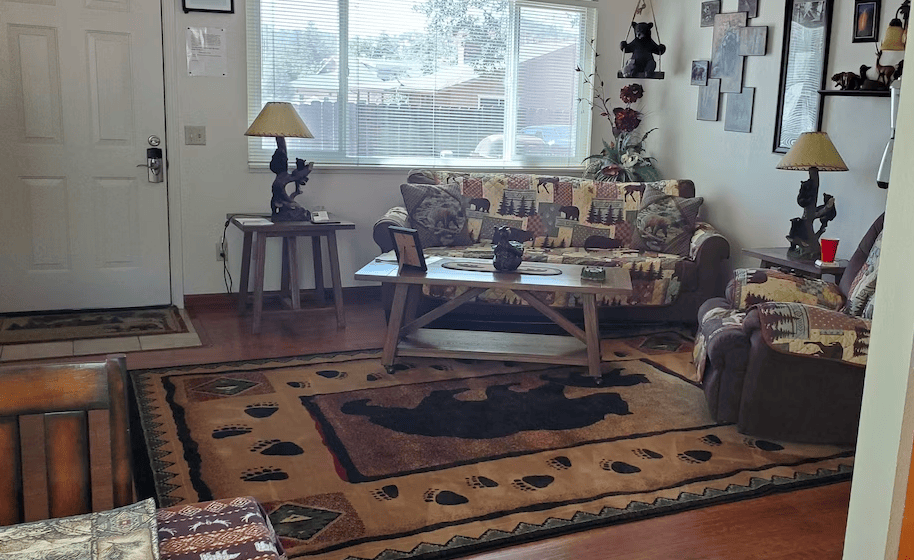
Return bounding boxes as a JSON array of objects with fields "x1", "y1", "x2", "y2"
[{"x1": 371, "y1": 169, "x2": 730, "y2": 329}]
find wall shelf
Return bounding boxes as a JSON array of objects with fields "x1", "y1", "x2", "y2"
[{"x1": 819, "y1": 89, "x2": 891, "y2": 97}]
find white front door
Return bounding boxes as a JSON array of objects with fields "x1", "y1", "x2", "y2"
[{"x1": 0, "y1": 0, "x2": 170, "y2": 313}]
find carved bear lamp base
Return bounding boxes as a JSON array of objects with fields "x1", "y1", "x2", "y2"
[
  {"x1": 244, "y1": 101, "x2": 315, "y2": 223},
  {"x1": 777, "y1": 132, "x2": 848, "y2": 262}
]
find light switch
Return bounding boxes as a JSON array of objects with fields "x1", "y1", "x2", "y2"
[{"x1": 185, "y1": 126, "x2": 206, "y2": 145}]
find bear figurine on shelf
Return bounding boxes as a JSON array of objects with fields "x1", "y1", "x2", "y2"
[{"x1": 620, "y1": 22, "x2": 666, "y2": 79}]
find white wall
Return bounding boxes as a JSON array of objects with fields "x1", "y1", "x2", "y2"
[
  {"x1": 172, "y1": 3, "x2": 408, "y2": 296},
  {"x1": 595, "y1": 0, "x2": 891, "y2": 268},
  {"x1": 843, "y1": 39, "x2": 914, "y2": 560}
]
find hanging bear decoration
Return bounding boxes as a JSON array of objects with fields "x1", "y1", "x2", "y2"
[{"x1": 620, "y1": 22, "x2": 667, "y2": 79}]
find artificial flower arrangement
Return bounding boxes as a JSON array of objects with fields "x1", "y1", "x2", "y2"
[{"x1": 578, "y1": 58, "x2": 660, "y2": 182}]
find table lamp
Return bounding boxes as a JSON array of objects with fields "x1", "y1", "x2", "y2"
[
  {"x1": 776, "y1": 132, "x2": 848, "y2": 260},
  {"x1": 245, "y1": 101, "x2": 316, "y2": 222},
  {"x1": 881, "y1": 0, "x2": 909, "y2": 51}
]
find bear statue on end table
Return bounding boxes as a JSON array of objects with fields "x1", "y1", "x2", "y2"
[{"x1": 270, "y1": 150, "x2": 314, "y2": 222}]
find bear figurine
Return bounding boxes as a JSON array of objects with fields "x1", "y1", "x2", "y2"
[{"x1": 620, "y1": 22, "x2": 666, "y2": 78}]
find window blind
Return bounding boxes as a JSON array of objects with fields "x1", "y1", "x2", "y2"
[{"x1": 246, "y1": 0, "x2": 597, "y2": 168}]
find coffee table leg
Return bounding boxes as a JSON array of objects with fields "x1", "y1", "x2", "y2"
[
  {"x1": 382, "y1": 283, "x2": 409, "y2": 373},
  {"x1": 582, "y1": 293, "x2": 602, "y2": 380}
]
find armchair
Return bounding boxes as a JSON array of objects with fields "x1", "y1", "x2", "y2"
[{"x1": 695, "y1": 214, "x2": 884, "y2": 444}]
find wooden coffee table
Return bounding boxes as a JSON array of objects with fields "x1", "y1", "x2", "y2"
[{"x1": 354, "y1": 258, "x2": 632, "y2": 379}]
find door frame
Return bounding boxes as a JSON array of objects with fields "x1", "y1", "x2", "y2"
[{"x1": 162, "y1": 0, "x2": 186, "y2": 308}]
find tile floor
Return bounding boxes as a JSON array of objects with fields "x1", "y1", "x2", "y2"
[{"x1": 0, "y1": 308, "x2": 202, "y2": 362}]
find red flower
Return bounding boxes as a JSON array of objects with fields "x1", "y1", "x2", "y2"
[
  {"x1": 613, "y1": 107, "x2": 641, "y2": 133},
  {"x1": 619, "y1": 83, "x2": 644, "y2": 104}
]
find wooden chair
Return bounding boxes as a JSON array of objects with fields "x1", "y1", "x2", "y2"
[{"x1": 0, "y1": 354, "x2": 134, "y2": 525}]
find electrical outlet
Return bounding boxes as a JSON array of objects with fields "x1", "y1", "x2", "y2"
[
  {"x1": 185, "y1": 125, "x2": 206, "y2": 145},
  {"x1": 216, "y1": 241, "x2": 226, "y2": 262}
]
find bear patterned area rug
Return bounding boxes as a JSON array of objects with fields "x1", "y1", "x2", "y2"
[
  {"x1": 132, "y1": 345, "x2": 854, "y2": 560},
  {"x1": 0, "y1": 306, "x2": 189, "y2": 345}
]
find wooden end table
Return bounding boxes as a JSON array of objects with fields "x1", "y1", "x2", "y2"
[
  {"x1": 231, "y1": 215, "x2": 355, "y2": 334},
  {"x1": 354, "y1": 258, "x2": 632, "y2": 379},
  {"x1": 742, "y1": 247, "x2": 848, "y2": 283}
]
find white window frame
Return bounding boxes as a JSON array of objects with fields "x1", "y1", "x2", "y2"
[{"x1": 246, "y1": 0, "x2": 597, "y2": 169}]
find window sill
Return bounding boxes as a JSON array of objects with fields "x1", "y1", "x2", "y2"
[{"x1": 247, "y1": 162, "x2": 587, "y2": 176}]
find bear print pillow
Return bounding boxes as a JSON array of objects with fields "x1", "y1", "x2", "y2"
[{"x1": 630, "y1": 185, "x2": 703, "y2": 256}]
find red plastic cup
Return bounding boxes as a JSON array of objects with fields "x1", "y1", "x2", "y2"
[{"x1": 820, "y1": 238, "x2": 839, "y2": 263}]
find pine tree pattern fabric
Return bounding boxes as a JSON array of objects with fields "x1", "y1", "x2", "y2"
[
  {"x1": 725, "y1": 269, "x2": 845, "y2": 312},
  {"x1": 756, "y1": 302, "x2": 870, "y2": 366},
  {"x1": 403, "y1": 169, "x2": 699, "y2": 249},
  {"x1": 843, "y1": 231, "x2": 882, "y2": 318}
]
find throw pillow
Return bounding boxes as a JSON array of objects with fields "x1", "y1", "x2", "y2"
[
  {"x1": 630, "y1": 185, "x2": 704, "y2": 256},
  {"x1": 0, "y1": 499, "x2": 159, "y2": 559},
  {"x1": 400, "y1": 182, "x2": 474, "y2": 248},
  {"x1": 844, "y1": 230, "x2": 882, "y2": 318}
]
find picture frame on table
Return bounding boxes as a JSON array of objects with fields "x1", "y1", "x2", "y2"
[
  {"x1": 853, "y1": 0, "x2": 880, "y2": 42},
  {"x1": 389, "y1": 226, "x2": 427, "y2": 272},
  {"x1": 182, "y1": 0, "x2": 234, "y2": 13}
]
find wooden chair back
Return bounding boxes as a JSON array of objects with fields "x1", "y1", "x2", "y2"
[{"x1": 0, "y1": 354, "x2": 133, "y2": 525}]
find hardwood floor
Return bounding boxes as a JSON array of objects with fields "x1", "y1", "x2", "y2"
[{"x1": 118, "y1": 292, "x2": 850, "y2": 559}]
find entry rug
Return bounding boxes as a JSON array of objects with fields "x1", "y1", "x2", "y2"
[
  {"x1": 132, "y1": 344, "x2": 854, "y2": 560},
  {"x1": 0, "y1": 306, "x2": 188, "y2": 345}
]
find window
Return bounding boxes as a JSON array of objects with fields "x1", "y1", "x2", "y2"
[{"x1": 246, "y1": 0, "x2": 597, "y2": 168}]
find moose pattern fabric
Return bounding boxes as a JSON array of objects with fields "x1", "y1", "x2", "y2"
[
  {"x1": 405, "y1": 169, "x2": 694, "y2": 249},
  {"x1": 756, "y1": 302, "x2": 870, "y2": 366},
  {"x1": 422, "y1": 244, "x2": 684, "y2": 307},
  {"x1": 630, "y1": 185, "x2": 704, "y2": 256},
  {"x1": 156, "y1": 496, "x2": 285, "y2": 560},
  {"x1": 725, "y1": 269, "x2": 845, "y2": 312},
  {"x1": 0, "y1": 499, "x2": 159, "y2": 560}
]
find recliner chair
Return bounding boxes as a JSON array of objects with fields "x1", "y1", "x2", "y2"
[{"x1": 694, "y1": 214, "x2": 884, "y2": 445}]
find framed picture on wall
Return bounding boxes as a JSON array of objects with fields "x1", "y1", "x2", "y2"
[
  {"x1": 183, "y1": 0, "x2": 234, "y2": 13},
  {"x1": 773, "y1": 0, "x2": 834, "y2": 153},
  {"x1": 853, "y1": 0, "x2": 881, "y2": 42},
  {"x1": 691, "y1": 60, "x2": 710, "y2": 85},
  {"x1": 701, "y1": 1, "x2": 722, "y2": 26}
]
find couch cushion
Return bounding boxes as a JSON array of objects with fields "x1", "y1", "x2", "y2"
[
  {"x1": 406, "y1": 171, "x2": 696, "y2": 249},
  {"x1": 630, "y1": 185, "x2": 703, "y2": 256},
  {"x1": 755, "y1": 302, "x2": 870, "y2": 366},
  {"x1": 0, "y1": 499, "x2": 159, "y2": 559},
  {"x1": 422, "y1": 245, "x2": 686, "y2": 307},
  {"x1": 844, "y1": 230, "x2": 882, "y2": 318},
  {"x1": 400, "y1": 183, "x2": 473, "y2": 248},
  {"x1": 726, "y1": 268, "x2": 845, "y2": 311}
]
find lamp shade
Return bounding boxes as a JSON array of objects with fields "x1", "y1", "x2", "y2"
[
  {"x1": 244, "y1": 102, "x2": 313, "y2": 138},
  {"x1": 881, "y1": 18, "x2": 907, "y2": 50},
  {"x1": 777, "y1": 132, "x2": 848, "y2": 171}
]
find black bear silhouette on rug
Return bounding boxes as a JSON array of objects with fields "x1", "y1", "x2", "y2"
[{"x1": 337, "y1": 375, "x2": 644, "y2": 439}]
